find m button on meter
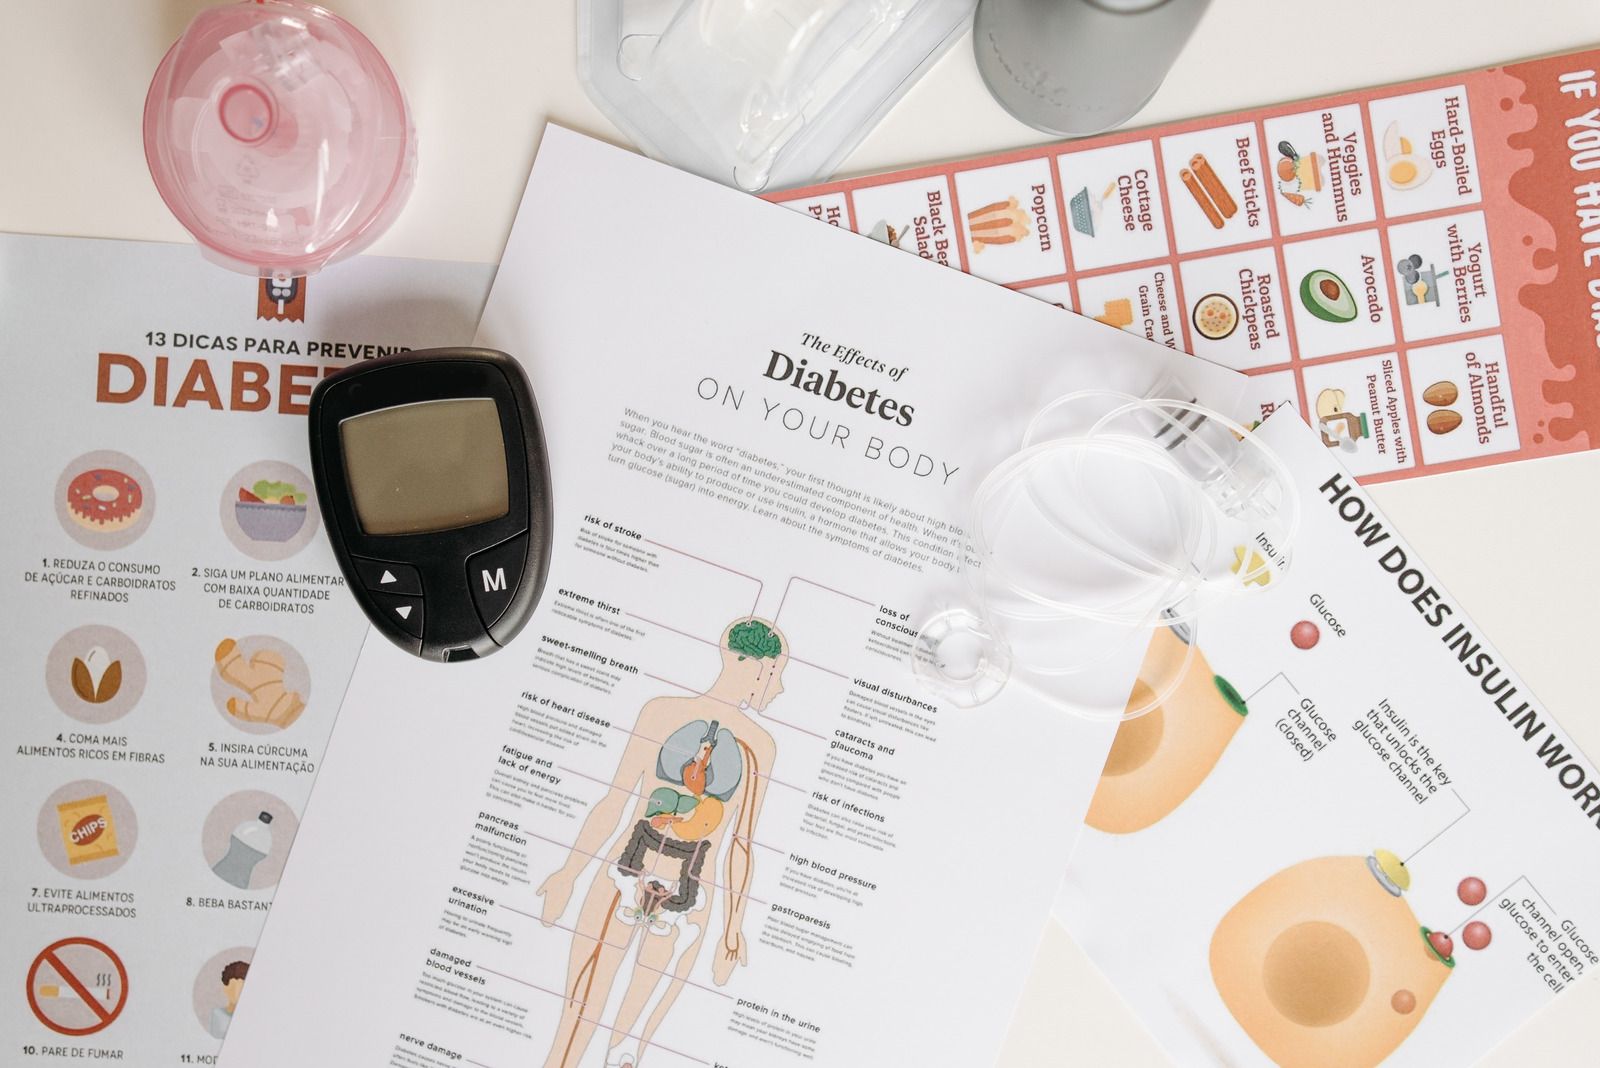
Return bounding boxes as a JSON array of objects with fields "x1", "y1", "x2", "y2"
[{"x1": 467, "y1": 534, "x2": 527, "y2": 629}]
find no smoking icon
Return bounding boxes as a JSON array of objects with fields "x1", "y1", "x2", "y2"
[{"x1": 26, "y1": 937, "x2": 128, "y2": 1036}]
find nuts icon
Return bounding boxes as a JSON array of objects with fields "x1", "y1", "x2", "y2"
[
  {"x1": 1421, "y1": 380, "x2": 1458, "y2": 407},
  {"x1": 70, "y1": 647, "x2": 123, "y2": 704},
  {"x1": 1426, "y1": 409, "x2": 1462, "y2": 435},
  {"x1": 1421, "y1": 380, "x2": 1461, "y2": 435}
]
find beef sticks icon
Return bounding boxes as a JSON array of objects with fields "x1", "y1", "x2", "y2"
[{"x1": 1180, "y1": 154, "x2": 1238, "y2": 230}]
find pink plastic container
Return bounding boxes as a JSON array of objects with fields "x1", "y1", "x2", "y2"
[{"x1": 143, "y1": 0, "x2": 416, "y2": 277}]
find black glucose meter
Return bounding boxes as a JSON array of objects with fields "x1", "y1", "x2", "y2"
[{"x1": 308, "y1": 348, "x2": 552, "y2": 661}]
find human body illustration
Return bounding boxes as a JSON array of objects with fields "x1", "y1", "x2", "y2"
[{"x1": 537, "y1": 619, "x2": 783, "y2": 1067}]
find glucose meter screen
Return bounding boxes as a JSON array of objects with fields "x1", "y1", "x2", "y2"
[{"x1": 340, "y1": 398, "x2": 510, "y2": 535}]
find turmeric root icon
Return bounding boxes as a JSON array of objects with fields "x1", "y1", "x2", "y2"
[{"x1": 214, "y1": 638, "x2": 305, "y2": 729}]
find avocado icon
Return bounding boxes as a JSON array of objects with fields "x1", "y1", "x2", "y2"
[{"x1": 1299, "y1": 269, "x2": 1358, "y2": 323}]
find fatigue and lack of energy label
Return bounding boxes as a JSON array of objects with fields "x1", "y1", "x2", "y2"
[
  {"x1": 1057, "y1": 415, "x2": 1600, "y2": 1067},
  {"x1": 0, "y1": 232, "x2": 495, "y2": 1066},
  {"x1": 774, "y1": 48, "x2": 1600, "y2": 484},
  {"x1": 214, "y1": 128, "x2": 1250, "y2": 1068}
]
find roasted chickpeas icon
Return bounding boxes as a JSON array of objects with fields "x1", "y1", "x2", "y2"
[
  {"x1": 1210, "y1": 852, "x2": 1454, "y2": 1068},
  {"x1": 1085, "y1": 625, "x2": 1248, "y2": 834}
]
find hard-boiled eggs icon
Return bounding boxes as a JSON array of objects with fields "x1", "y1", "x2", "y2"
[{"x1": 1381, "y1": 121, "x2": 1431, "y2": 192}]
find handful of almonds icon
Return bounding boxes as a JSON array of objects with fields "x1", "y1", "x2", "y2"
[
  {"x1": 70, "y1": 646, "x2": 123, "y2": 704},
  {"x1": 1421, "y1": 380, "x2": 1462, "y2": 435}
]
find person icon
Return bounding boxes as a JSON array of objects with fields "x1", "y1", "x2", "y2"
[
  {"x1": 536, "y1": 618, "x2": 784, "y2": 1067},
  {"x1": 208, "y1": 959, "x2": 249, "y2": 1039}
]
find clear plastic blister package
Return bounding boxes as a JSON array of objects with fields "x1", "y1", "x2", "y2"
[
  {"x1": 912, "y1": 378, "x2": 1299, "y2": 721},
  {"x1": 579, "y1": 0, "x2": 977, "y2": 192}
]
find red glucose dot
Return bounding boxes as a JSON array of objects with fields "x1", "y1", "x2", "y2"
[
  {"x1": 1290, "y1": 621, "x2": 1320, "y2": 649},
  {"x1": 1458, "y1": 877, "x2": 1486, "y2": 905}
]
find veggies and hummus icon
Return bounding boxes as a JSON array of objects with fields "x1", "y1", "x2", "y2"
[
  {"x1": 1299, "y1": 269, "x2": 1358, "y2": 323},
  {"x1": 236, "y1": 478, "x2": 308, "y2": 542},
  {"x1": 1192, "y1": 293, "x2": 1240, "y2": 340},
  {"x1": 1274, "y1": 140, "x2": 1322, "y2": 209}
]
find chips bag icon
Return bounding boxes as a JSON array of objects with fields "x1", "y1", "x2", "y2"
[{"x1": 57, "y1": 795, "x2": 120, "y2": 865}]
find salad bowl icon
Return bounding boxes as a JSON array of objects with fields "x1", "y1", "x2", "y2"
[{"x1": 235, "y1": 479, "x2": 308, "y2": 543}]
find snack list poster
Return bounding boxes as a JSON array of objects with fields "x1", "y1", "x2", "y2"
[
  {"x1": 772, "y1": 48, "x2": 1600, "y2": 484},
  {"x1": 0, "y1": 233, "x2": 493, "y2": 1067}
]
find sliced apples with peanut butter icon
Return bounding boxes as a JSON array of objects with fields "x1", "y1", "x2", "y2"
[
  {"x1": 1085, "y1": 622, "x2": 1250, "y2": 834},
  {"x1": 1211, "y1": 850, "x2": 1454, "y2": 1068},
  {"x1": 1315, "y1": 388, "x2": 1370, "y2": 454}
]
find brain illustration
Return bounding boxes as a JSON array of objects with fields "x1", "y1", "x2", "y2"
[{"x1": 727, "y1": 620, "x2": 782, "y2": 660}]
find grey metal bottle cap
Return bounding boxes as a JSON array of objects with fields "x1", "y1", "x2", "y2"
[{"x1": 973, "y1": 0, "x2": 1211, "y2": 138}]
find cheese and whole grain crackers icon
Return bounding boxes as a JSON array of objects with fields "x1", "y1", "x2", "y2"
[
  {"x1": 1094, "y1": 298, "x2": 1135, "y2": 328},
  {"x1": 1180, "y1": 154, "x2": 1238, "y2": 229},
  {"x1": 966, "y1": 197, "x2": 1029, "y2": 253}
]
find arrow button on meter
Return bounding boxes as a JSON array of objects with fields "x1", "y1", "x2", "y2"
[
  {"x1": 350, "y1": 556, "x2": 422, "y2": 596},
  {"x1": 370, "y1": 591, "x2": 425, "y2": 639}
]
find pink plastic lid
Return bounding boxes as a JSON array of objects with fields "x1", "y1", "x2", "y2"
[{"x1": 143, "y1": 0, "x2": 415, "y2": 277}]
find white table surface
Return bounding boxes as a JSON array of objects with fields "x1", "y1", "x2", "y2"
[{"x1": 5, "y1": 2, "x2": 1598, "y2": 1064}]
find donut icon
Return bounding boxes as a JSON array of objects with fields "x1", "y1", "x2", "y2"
[
  {"x1": 66, "y1": 470, "x2": 144, "y2": 533},
  {"x1": 55, "y1": 451, "x2": 155, "y2": 549}
]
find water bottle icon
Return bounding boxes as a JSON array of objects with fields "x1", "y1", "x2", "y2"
[{"x1": 212, "y1": 811, "x2": 273, "y2": 889}]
